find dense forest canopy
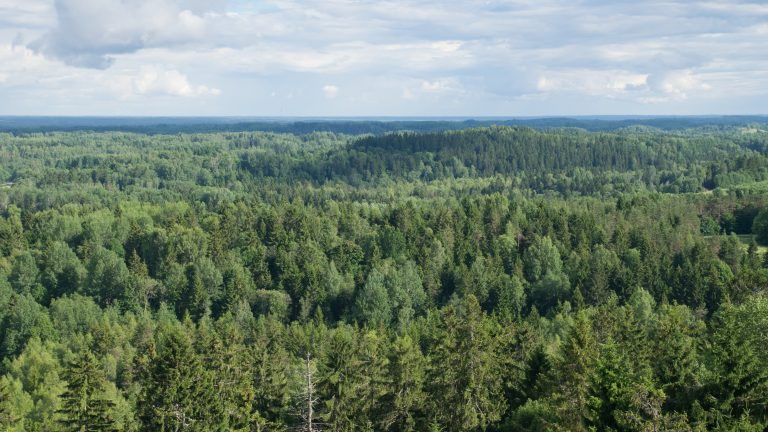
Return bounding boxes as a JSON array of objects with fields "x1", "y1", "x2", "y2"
[{"x1": 1, "y1": 121, "x2": 768, "y2": 431}]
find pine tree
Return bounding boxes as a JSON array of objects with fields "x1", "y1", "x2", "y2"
[
  {"x1": 586, "y1": 339, "x2": 634, "y2": 430},
  {"x1": 127, "y1": 249, "x2": 159, "y2": 312},
  {"x1": 650, "y1": 304, "x2": 702, "y2": 413},
  {"x1": 56, "y1": 350, "x2": 117, "y2": 432}
]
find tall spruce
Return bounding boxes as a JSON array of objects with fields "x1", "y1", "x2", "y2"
[
  {"x1": 136, "y1": 327, "x2": 220, "y2": 431},
  {"x1": 428, "y1": 295, "x2": 505, "y2": 431},
  {"x1": 56, "y1": 350, "x2": 117, "y2": 432}
]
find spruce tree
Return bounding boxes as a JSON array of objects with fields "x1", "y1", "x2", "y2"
[
  {"x1": 380, "y1": 335, "x2": 427, "y2": 431},
  {"x1": 317, "y1": 325, "x2": 364, "y2": 432},
  {"x1": 56, "y1": 350, "x2": 117, "y2": 432},
  {"x1": 551, "y1": 311, "x2": 598, "y2": 431},
  {"x1": 428, "y1": 295, "x2": 505, "y2": 431},
  {"x1": 136, "y1": 328, "x2": 219, "y2": 431},
  {"x1": 200, "y1": 317, "x2": 256, "y2": 431},
  {"x1": 252, "y1": 341, "x2": 291, "y2": 429}
]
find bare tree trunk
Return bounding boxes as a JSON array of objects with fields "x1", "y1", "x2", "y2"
[
  {"x1": 306, "y1": 353, "x2": 313, "y2": 432},
  {"x1": 303, "y1": 353, "x2": 317, "y2": 432}
]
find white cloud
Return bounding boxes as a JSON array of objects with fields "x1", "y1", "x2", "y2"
[
  {"x1": 534, "y1": 68, "x2": 714, "y2": 104},
  {"x1": 643, "y1": 70, "x2": 711, "y2": 102},
  {"x1": 127, "y1": 66, "x2": 220, "y2": 97},
  {"x1": 322, "y1": 84, "x2": 339, "y2": 99},
  {"x1": 0, "y1": 0, "x2": 55, "y2": 28},
  {"x1": 29, "y1": 0, "x2": 216, "y2": 68},
  {"x1": 1, "y1": 0, "x2": 767, "y2": 114},
  {"x1": 536, "y1": 70, "x2": 649, "y2": 95},
  {"x1": 420, "y1": 78, "x2": 460, "y2": 93},
  {"x1": 0, "y1": 43, "x2": 51, "y2": 82}
]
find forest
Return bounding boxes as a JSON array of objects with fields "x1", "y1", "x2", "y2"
[{"x1": 0, "y1": 121, "x2": 768, "y2": 431}]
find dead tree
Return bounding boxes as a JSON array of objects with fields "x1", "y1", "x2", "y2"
[{"x1": 296, "y1": 353, "x2": 319, "y2": 432}]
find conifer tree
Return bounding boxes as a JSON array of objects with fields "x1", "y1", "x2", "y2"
[
  {"x1": 317, "y1": 326, "x2": 363, "y2": 432},
  {"x1": 56, "y1": 350, "x2": 117, "y2": 432},
  {"x1": 551, "y1": 311, "x2": 598, "y2": 431},
  {"x1": 356, "y1": 330, "x2": 391, "y2": 428},
  {"x1": 252, "y1": 341, "x2": 291, "y2": 429},
  {"x1": 428, "y1": 295, "x2": 505, "y2": 431},
  {"x1": 136, "y1": 327, "x2": 220, "y2": 431},
  {"x1": 702, "y1": 298, "x2": 768, "y2": 427},
  {"x1": 380, "y1": 335, "x2": 427, "y2": 432},
  {"x1": 201, "y1": 317, "x2": 256, "y2": 431}
]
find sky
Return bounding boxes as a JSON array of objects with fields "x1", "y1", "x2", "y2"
[{"x1": 0, "y1": 0, "x2": 767, "y2": 116}]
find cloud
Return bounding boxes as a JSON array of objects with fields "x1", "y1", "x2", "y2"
[
  {"x1": 127, "y1": 66, "x2": 220, "y2": 97},
  {"x1": 420, "y1": 78, "x2": 457, "y2": 93},
  {"x1": 536, "y1": 70, "x2": 649, "y2": 95},
  {"x1": 533, "y1": 68, "x2": 713, "y2": 104},
  {"x1": 643, "y1": 70, "x2": 711, "y2": 103},
  {"x1": 2, "y1": 0, "x2": 768, "y2": 114},
  {"x1": 29, "y1": 0, "x2": 215, "y2": 68},
  {"x1": 322, "y1": 84, "x2": 339, "y2": 99},
  {"x1": 0, "y1": 43, "x2": 50, "y2": 82}
]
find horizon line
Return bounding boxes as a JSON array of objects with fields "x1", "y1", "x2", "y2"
[{"x1": 1, "y1": 114, "x2": 767, "y2": 120}]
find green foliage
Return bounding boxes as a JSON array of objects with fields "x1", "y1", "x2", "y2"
[
  {"x1": 380, "y1": 335, "x2": 427, "y2": 431},
  {"x1": 8, "y1": 251, "x2": 44, "y2": 302},
  {"x1": 39, "y1": 241, "x2": 86, "y2": 302},
  {"x1": 56, "y1": 350, "x2": 117, "y2": 431},
  {"x1": 4, "y1": 337, "x2": 65, "y2": 431},
  {"x1": 0, "y1": 377, "x2": 20, "y2": 429},
  {"x1": 353, "y1": 269, "x2": 392, "y2": 327},
  {"x1": 700, "y1": 296, "x2": 768, "y2": 427},
  {"x1": 524, "y1": 236, "x2": 563, "y2": 283},
  {"x1": 428, "y1": 295, "x2": 505, "y2": 431},
  {"x1": 0, "y1": 294, "x2": 55, "y2": 358},
  {"x1": 550, "y1": 311, "x2": 598, "y2": 431},
  {"x1": 83, "y1": 246, "x2": 131, "y2": 308},
  {"x1": 136, "y1": 325, "x2": 221, "y2": 431},
  {"x1": 752, "y1": 208, "x2": 768, "y2": 245},
  {"x1": 0, "y1": 124, "x2": 767, "y2": 430}
]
